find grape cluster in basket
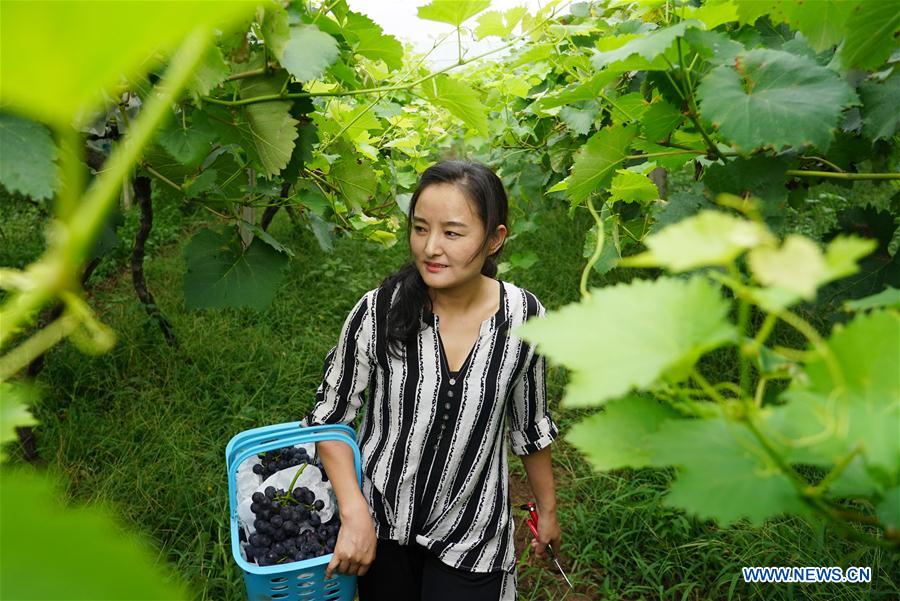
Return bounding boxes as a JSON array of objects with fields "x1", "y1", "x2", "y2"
[
  {"x1": 252, "y1": 446, "x2": 311, "y2": 479},
  {"x1": 246, "y1": 485, "x2": 340, "y2": 566}
]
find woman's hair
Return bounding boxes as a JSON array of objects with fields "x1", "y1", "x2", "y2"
[{"x1": 379, "y1": 160, "x2": 508, "y2": 356}]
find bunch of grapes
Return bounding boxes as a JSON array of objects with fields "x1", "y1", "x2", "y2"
[
  {"x1": 245, "y1": 485, "x2": 340, "y2": 566},
  {"x1": 252, "y1": 446, "x2": 311, "y2": 479}
]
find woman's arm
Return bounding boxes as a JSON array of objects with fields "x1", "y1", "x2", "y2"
[
  {"x1": 318, "y1": 440, "x2": 376, "y2": 578},
  {"x1": 520, "y1": 445, "x2": 561, "y2": 560}
]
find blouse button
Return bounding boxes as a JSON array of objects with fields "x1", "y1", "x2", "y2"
[
  {"x1": 444, "y1": 402, "x2": 451, "y2": 410},
  {"x1": 447, "y1": 390, "x2": 455, "y2": 398},
  {"x1": 442, "y1": 414, "x2": 449, "y2": 421},
  {"x1": 449, "y1": 378, "x2": 456, "y2": 385}
]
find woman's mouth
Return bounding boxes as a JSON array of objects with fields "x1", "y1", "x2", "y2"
[{"x1": 425, "y1": 262, "x2": 448, "y2": 273}]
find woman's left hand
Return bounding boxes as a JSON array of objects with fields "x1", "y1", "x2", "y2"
[{"x1": 530, "y1": 507, "x2": 561, "y2": 561}]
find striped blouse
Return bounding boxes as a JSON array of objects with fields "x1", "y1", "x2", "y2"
[{"x1": 303, "y1": 278, "x2": 558, "y2": 591}]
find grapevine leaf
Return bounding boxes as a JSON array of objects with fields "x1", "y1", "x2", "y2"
[
  {"x1": 417, "y1": 0, "x2": 491, "y2": 26},
  {"x1": 779, "y1": 0, "x2": 855, "y2": 52},
  {"x1": 157, "y1": 119, "x2": 216, "y2": 167},
  {"x1": 0, "y1": 469, "x2": 188, "y2": 600},
  {"x1": 475, "y1": 7, "x2": 527, "y2": 39},
  {"x1": 696, "y1": 49, "x2": 856, "y2": 152},
  {"x1": 877, "y1": 487, "x2": 900, "y2": 530},
  {"x1": 0, "y1": 112, "x2": 57, "y2": 200},
  {"x1": 841, "y1": 0, "x2": 900, "y2": 69},
  {"x1": 331, "y1": 154, "x2": 376, "y2": 207},
  {"x1": 703, "y1": 156, "x2": 790, "y2": 220},
  {"x1": 581, "y1": 222, "x2": 619, "y2": 275},
  {"x1": 767, "y1": 311, "x2": 900, "y2": 472},
  {"x1": 844, "y1": 287, "x2": 900, "y2": 312},
  {"x1": 183, "y1": 227, "x2": 289, "y2": 311},
  {"x1": 567, "y1": 124, "x2": 637, "y2": 205},
  {"x1": 608, "y1": 92, "x2": 648, "y2": 124},
  {"x1": 420, "y1": 75, "x2": 489, "y2": 134},
  {"x1": 681, "y1": 1, "x2": 739, "y2": 29},
  {"x1": 344, "y1": 12, "x2": 404, "y2": 71},
  {"x1": 684, "y1": 28, "x2": 744, "y2": 65},
  {"x1": 187, "y1": 44, "x2": 230, "y2": 102},
  {"x1": 527, "y1": 71, "x2": 619, "y2": 113},
  {"x1": 0, "y1": 382, "x2": 38, "y2": 461},
  {"x1": 622, "y1": 210, "x2": 774, "y2": 272},
  {"x1": 649, "y1": 418, "x2": 809, "y2": 525},
  {"x1": 567, "y1": 395, "x2": 680, "y2": 470},
  {"x1": 650, "y1": 184, "x2": 715, "y2": 232},
  {"x1": 641, "y1": 99, "x2": 683, "y2": 142},
  {"x1": 0, "y1": 1, "x2": 255, "y2": 125},
  {"x1": 859, "y1": 71, "x2": 900, "y2": 142},
  {"x1": 517, "y1": 276, "x2": 739, "y2": 407},
  {"x1": 748, "y1": 235, "x2": 827, "y2": 299},
  {"x1": 609, "y1": 170, "x2": 658, "y2": 204},
  {"x1": 558, "y1": 106, "x2": 597, "y2": 136},
  {"x1": 278, "y1": 25, "x2": 340, "y2": 83},
  {"x1": 183, "y1": 169, "x2": 218, "y2": 199},
  {"x1": 591, "y1": 20, "x2": 701, "y2": 71},
  {"x1": 238, "y1": 75, "x2": 299, "y2": 177}
]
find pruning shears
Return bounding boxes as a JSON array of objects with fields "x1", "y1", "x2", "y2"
[{"x1": 520, "y1": 501, "x2": 573, "y2": 589}]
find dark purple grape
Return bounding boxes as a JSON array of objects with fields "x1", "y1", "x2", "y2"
[
  {"x1": 309, "y1": 514, "x2": 321, "y2": 527},
  {"x1": 313, "y1": 500, "x2": 324, "y2": 511},
  {"x1": 283, "y1": 520, "x2": 297, "y2": 535},
  {"x1": 252, "y1": 464, "x2": 264, "y2": 475},
  {"x1": 264, "y1": 551, "x2": 278, "y2": 564},
  {"x1": 272, "y1": 542, "x2": 285, "y2": 555},
  {"x1": 252, "y1": 492, "x2": 266, "y2": 504},
  {"x1": 271, "y1": 501, "x2": 281, "y2": 511},
  {"x1": 292, "y1": 488, "x2": 304, "y2": 501},
  {"x1": 265, "y1": 487, "x2": 276, "y2": 500},
  {"x1": 250, "y1": 502, "x2": 261, "y2": 514},
  {"x1": 273, "y1": 530, "x2": 287, "y2": 542},
  {"x1": 271, "y1": 515, "x2": 283, "y2": 528},
  {"x1": 317, "y1": 525, "x2": 330, "y2": 540}
]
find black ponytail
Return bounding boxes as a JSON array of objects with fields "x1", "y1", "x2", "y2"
[{"x1": 380, "y1": 160, "x2": 508, "y2": 357}]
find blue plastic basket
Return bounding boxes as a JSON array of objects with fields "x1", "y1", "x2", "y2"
[{"x1": 227, "y1": 422, "x2": 361, "y2": 601}]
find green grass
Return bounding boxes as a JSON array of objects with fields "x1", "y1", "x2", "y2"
[{"x1": 7, "y1": 202, "x2": 899, "y2": 600}]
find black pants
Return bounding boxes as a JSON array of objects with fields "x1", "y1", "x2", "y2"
[{"x1": 357, "y1": 539, "x2": 504, "y2": 601}]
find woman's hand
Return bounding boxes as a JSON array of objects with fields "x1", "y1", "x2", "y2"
[
  {"x1": 530, "y1": 507, "x2": 561, "y2": 561},
  {"x1": 325, "y1": 497, "x2": 377, "y2": 579}
]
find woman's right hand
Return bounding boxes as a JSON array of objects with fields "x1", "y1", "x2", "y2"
[{"x1": 326, "y1": 496, "x2": 377, "y2": 579}]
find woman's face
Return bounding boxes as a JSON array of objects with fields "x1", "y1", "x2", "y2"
[{"x1": 410, "y1": 182, "x2": 505, "y2": 291}]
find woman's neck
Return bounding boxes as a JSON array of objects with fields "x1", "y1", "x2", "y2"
[{"x1": 429, "y1": 275, "x2": 495, "y2": 318}]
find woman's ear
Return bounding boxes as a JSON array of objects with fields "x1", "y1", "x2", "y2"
[{"x1": 488, "y1": 225, "x2": 508, "y2": 255}]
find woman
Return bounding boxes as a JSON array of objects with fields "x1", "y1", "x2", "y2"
[{"x1": 304, "y1": 160, "x2": 560, "y2": 601}]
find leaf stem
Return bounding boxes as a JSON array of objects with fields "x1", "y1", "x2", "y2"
[
  {"x1": 142, "y1": 164, "x2": 184, "y2": 192},
  {"x1": 785, "y1": 170, "x2": 900, "y2": 181},
  {"x1": 691, "y1": 369, "x2": 727, "y2": 404},
  {"x1": 579, "y1": 196, "x2": 604, "y2": 300},
  {"x1": 0, "y1": 314, "x2": 78, "y2": 380}
]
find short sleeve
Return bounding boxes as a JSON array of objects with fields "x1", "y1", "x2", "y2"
[
  {"x1": 507, "y1": 299, "x2": 558, "y2": 456},
  {"x1": 303, "y1": 291, "x2": 374, "y2": 427}
]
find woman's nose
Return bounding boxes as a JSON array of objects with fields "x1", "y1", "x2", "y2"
[{"x1": 424, "y1": 233, "x2": 442, "y2": 257}]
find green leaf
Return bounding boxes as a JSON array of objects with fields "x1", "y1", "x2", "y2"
[
  {"x1": 650, "y1": 418, "x2": 808, "y2": 525},
  {"x1": 517, "y1": 276, "x2": 738, "y2": 406},
  {"x1": 0, "y1": 468, "x2": 188, "y2": 600},
  {"x1": 622, "y1": 210, "x2": 774, "y2": 272},
  {"x1": 567, "y1": 124, "x2": 637, "y2": 205},
  {"x1": 420, "y1": 74, "x2": 489, "y2": 134},
  {"x1": 697, "y1": 49, "x2": 856, "y2": 152},
  {"x1": 876, "y1": 486, "x2": 900, "y2": 530},
  {"x1": 0, "y1": 1, "x2": 255, "y2": 125},
  {"x1": 277, "y1": 24, "x2": 340, "y2": 83},
  {"x1": 768, "y1": 311, "x2": 900, "y2": 471},
  {"x1": 779, "y1": 0, "x2": 855, "y2": 52},
  {"x1": 608, "y1": 92, "x2": 648, "y2": 124},
  {"x1": 0, "y1": 113, "x2": 57, "y2": 200},
  {"x1": 650, "y1": 184, "x2": 714, "y2": 232},
  {"x1": 344, "y1": 12, "x2": 404, "y2": 71},
  {"x1": 641, "y1": 100, "x2": 683, "y2": 142},
  {"x1": 182, "y1": 169, "x2": 219, "y2": 198},
  {"x1": 681, "y1": 1, "x2": 739, "y2": 29},
  {"x1": 591, "y1": 20, "x2": 701, "y2": 71},
  {"x1": 609, "y1": 170, "x2": 658, "y2": 204},
  {"x1": 0, "y1": 383, "x2": 38, "y2": 461},
  {"x1": 238, "y1": 75, "x2": 299, "y2": 177},
  {"x1": 567, "y1": 395, "x2": 680, "y2": 470},
  {"x1": 527, "y1": 71, "x2": 619, "y2": 113},
  {"x1": 183, "y1": 227, "x2": 289, "y2": 310},
  {"x1": 844, "y1": 286, "x2": 900, "y2": 312},
  {"x1": 748, "y1": 235, "x2": 827, "y2": 299},
  {"x1": 582, "y1": 222, "x2": 620, "y2": 275},
  {"x1": 841, "y1": 0, "x2": 900, "y2": 69},
  {"x1": 703, "y1": 156, "x2": 790, "y2": 219},
  {"x1": 187, "y1": 44, "x2": 230, "y2": 102},
  {"x1": 558, "y1": 106, "x2": 596, "y2": 136},
  {"x1": 417, "y1": 0, "x2": 491, "y2": 26},
  {"x1": 157, "y1": 119, "x2": 216, "y2": 167},
  {"x1": 475, "y1": 7, "x2": 527, "y2": 39},
  {"x1": 684, "y1": 28, "x2": 744, "y2": 65},
  {"x1": 859, "y1": 71, "x2": 900, "y2": 142},
  {"x1": 331, "y1": 155, "x2": 376, "y2": 207}
]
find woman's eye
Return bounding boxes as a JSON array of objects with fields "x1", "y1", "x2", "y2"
[
  {"x1": 413, "y1": 226, "x2": 426, "y2": 233},
  {"x1": 446, "y1": 231, "x2": 460, "y2": 238}
]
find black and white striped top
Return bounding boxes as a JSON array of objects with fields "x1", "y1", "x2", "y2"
[{"x1": 304, "y1": 279, "x2": 558, "y2": 576}]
